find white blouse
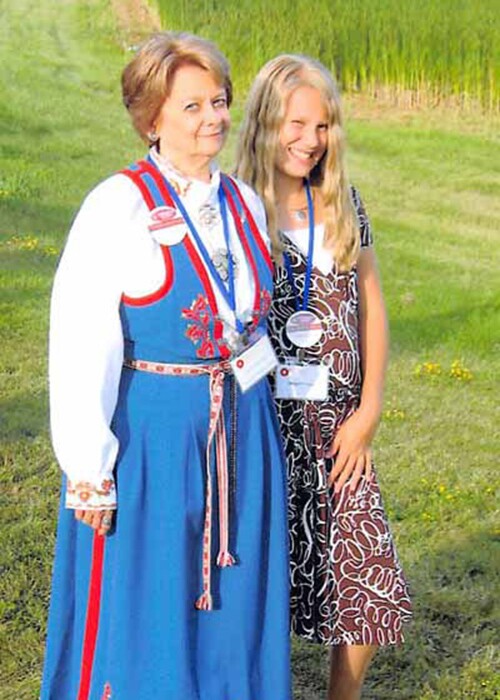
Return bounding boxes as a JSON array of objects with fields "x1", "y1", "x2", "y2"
[
  {"x1": 282, "y1": 223, "x2": 334, "y2": 276},
  {"x1": 49, "y1": 158, "x2": 268, "y2": 510}
]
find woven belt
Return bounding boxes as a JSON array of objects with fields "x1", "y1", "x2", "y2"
[{"x1": 124, "y1": 357, "x2": 236, "y2": 611}]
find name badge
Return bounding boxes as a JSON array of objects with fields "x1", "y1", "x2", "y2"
[
  {"x1": 285, "y1": 310, "x2": 323, "y2": 348},
  {"x1": 230, "y1": 331, "x2": 278, "y2": 393},
  {"x1": 275, "y1": 363, "x2": 329, "y2": 401},
  {"x1": 148, "y1": 206, "x2": 187, "y2": 245}
]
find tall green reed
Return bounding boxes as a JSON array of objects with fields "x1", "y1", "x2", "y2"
[{"x1": 154, "y1": 0, "x2": 499, "y2": 110}]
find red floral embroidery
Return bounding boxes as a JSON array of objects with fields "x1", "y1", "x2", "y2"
[
  {"x1": 260, "y1": 289, "x2": 272, "y2": 317},
  {"x1": 67, "y1": 479, "x2": 115, "y2": 503},
  {"x1": 101, "y1": 682, "x2": 112, "y2": 699},
  {"x1": 182, "y1": 289, "x2": 270, "y2": 359},
  {"x1": 182, "y1": 294, "x2": 218, "y2": 359}
]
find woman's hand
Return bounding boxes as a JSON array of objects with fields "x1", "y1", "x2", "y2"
[
  {"x1": 75, "y1": 508, "x2": 115, "y2": 536},
  {"x1": 326, "y1": 408, "x2": 379, "y2": 493}
]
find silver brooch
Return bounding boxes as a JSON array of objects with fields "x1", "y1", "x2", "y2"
[
  {"x1": 198, "y1": 203, "x2": 220, "y2": 230},
  {"x1": 212, "y1": 249, "x2": 238, "y2": 282}
]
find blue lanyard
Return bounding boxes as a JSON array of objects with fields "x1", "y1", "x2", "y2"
[
  {"x1": 283, "y1": 179, "x2": 315, "y2": 312},
  {"x1": 164, "y1": 178, "x2": 246, "y2": 334}
]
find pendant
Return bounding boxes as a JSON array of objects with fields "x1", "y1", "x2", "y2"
[
  {"x1": 292, "y1": 209, "x2": 308, "y2": 222},
  {"x1": 226, "y1": 328, "x2": 242, "y2": 354},
  {"x1": 198, "y1": 202, "x2": 220, "y2": 230},
  {"x1": 226, "y1": 324, "x2": 251, "y2": 355},
  {"x1": 285, "y1": 310, "x2": 323, "y2": 348},
  {"x1": 212, "y1": 249, "x2": 238, "y2": 283}
]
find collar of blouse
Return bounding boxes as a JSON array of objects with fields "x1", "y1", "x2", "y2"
[{"x1": 149, "y1": 146, "x2": 221, "y2": 210}]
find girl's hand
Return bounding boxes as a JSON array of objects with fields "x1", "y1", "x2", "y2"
[
  {"x1": 75, "y1": 508, "x2": 114, "y2": 536},
  {"x1": 326, "y1": 408, "x2": 378, "y2": 493}
]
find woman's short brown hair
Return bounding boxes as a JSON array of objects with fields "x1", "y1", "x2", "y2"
[{"x1": 122, "y1": 31, "x2": 233, "y2": 143}]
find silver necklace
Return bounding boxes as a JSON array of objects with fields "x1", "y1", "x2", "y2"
[
  {"x1": 287, "y1": 189, "x2": 315, "y2": 222},
  {"x1": 291, "y1": 208, "x2": 308, "y2": 222}
]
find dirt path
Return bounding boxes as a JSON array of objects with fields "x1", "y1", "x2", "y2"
[{"x1": 111, "y1": 0, "x2": 160, "y2": 46}]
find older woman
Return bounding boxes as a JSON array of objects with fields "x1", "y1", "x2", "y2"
[{"x1": 41, "y1": 32, "x2": 291, "y2": 700}]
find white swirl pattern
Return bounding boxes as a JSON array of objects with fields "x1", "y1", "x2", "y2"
[{"x1": 268, "y1": 187, "x2": 412, "y2": 645}]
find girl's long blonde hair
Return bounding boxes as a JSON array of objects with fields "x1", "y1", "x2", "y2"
[{"x1": 236, "y1": 54, "x2": 359, "y2": 270}]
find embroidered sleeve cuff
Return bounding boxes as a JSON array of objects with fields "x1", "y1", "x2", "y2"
[{"x1": 65, "y1": 478, "x2": 117, "y2": 510}]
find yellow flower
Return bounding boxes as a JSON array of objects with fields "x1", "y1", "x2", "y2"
[
  {"x1": 449, "y1": 359, "x2": 472, "y2": 381},
  {"x1": 6, "y1": 235, "x2": 40, "y2": 251},
  {"x1": 384, "y1": 408, "x2": 406, "y2": 421},
  {"x1": 43, "y1": 246, "x2": 59, "y2": 256},
  {"x1": 414, "y1": 361, "x2": 442, "y2": 377}
]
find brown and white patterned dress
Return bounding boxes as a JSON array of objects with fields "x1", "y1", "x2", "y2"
[{"x1": 268, "y1": 188, "x2": 412, "y2": 645}]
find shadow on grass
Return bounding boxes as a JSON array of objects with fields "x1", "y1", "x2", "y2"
[
  {"x1": 389, "y1": 299, "x2": 498, "y2": 356},
  {"x1": 0, "y1": 392, "x2": 49, "y2": 443},
  {"x1": 293, "y1": 527, "x2": 499, "y2": 699},
  {"x1": 1, "y1": 196, "x2": 75, "y2": 240}
]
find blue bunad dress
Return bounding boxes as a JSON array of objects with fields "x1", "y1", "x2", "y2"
[{"x1": 41, "y1": 157, "x2": 291, "y2": 700}]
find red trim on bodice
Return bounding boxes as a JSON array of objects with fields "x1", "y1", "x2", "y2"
[
  {"x1": 221, "y1": 177, "x2": 261, "y2": 324},
  {"x1": 227, "y1": 178, "x2": 274, "y2": 274},
  {"x1": 137, "y1": 158, "x2": 177, "y2": 203},
  {"x1": 120, "y1": 163, "x2": 177, "y2": 306},
  {"x1": 121, "y1": 245, "x2": 174, "y2": 306},
  {"x1": 120, "y1": 166, "x2": 155, "y2": 210}
]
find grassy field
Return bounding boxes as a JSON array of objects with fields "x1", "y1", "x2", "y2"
[
  {"x1": 156, "y1": 0, "x2": 500, "y2": 111},
  {"x1": 1, "y1": 1, "x2": 499, "y2": 698}
]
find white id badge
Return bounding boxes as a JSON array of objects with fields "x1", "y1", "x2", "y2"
[
  {"x1": 275, "y1": 363, "x2": 329, "y2": 401},
  {"x1": 230, "y1": 333, "x2": 278, "y2": 393}
]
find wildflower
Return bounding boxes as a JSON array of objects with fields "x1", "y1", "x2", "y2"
[
  {"x1": 449, "y1": 359, "x2": 472, "y2": 381},
  {"x1": 414, "y1": 361, "x2": 442, "y2": 377},
  {"x1": 6, "y1": 235, "x2": 40, "y2": 251},
  {"x1": 383, "y1": 408, "x2": 405, "y2": 421},
  {"x1": 43, "y1": 246, "x2": 59, "y2": 256}
]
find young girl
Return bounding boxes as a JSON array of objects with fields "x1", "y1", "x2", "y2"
[{"x1": 236, "y1": 55, "x2": 412, "y2": 699}]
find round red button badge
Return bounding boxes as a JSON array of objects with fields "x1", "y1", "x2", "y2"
[{"x1": 236, "y1": 359, "x2": 245, "y2": 369}]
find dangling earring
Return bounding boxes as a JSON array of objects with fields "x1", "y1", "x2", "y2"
[{"x1": 148, "y1": 130, "x2": 159, "y2": 144}]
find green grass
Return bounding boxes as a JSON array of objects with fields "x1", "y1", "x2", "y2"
[
  {"x1": 1, "y1": 1, "x2": 499, "y2": 698},
  {"x1": 155, "y1": 0, "x2": 500, "y2": 111}
]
